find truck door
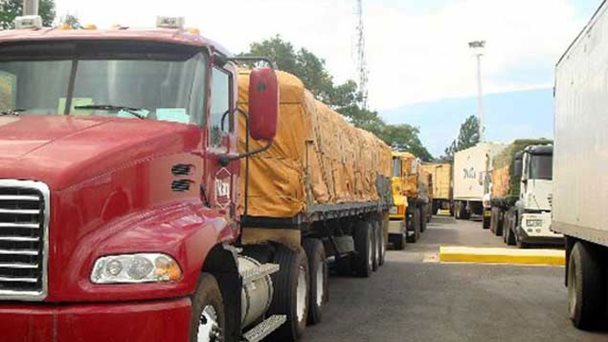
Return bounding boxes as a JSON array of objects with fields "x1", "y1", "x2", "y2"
[{"x1": 207, "y1": 66, "x2": 239, "y2": 222}]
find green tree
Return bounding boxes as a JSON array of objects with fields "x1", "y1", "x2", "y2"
[
  {"x1": 443, "y1": 115, "x2": 480, "y2": 160},
  {"x1": 0, "y1": 0, "x2": 56, "y2": 29},
  {"x1": 383, "y1": 124, "x2": 433, "y2": 161}
]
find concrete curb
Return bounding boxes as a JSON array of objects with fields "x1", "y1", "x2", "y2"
[{"x1": 439, "y1": 246, "x2": 565, "y2": 266}]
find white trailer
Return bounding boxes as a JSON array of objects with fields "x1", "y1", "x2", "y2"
[
  {"x1": 554, "y1": 0, "x2": 608, "y2": 330},
  {"x1": 452, "y1": 142, "x2": 506, "y2": 221}
]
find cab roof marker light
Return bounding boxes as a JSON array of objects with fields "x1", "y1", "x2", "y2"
[
  {"x1": 14, "y1": 15, "x2": 43, "y2": 30},
  {"x1": 156, "y1": 16, "x2": 185, "y2": 30}
]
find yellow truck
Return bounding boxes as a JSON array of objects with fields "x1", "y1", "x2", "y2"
[
  {"x1": 421, "y1": 163, "x2": 452, "y2": 215},
  {"x1": 388, "y1": 152, "x2": 429, "y2": 247}
]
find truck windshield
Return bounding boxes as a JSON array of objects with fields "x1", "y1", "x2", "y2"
[
  {"x1": 392, "y1": 157, "x2": 402, "y2": 177},
  {"x1": 0, "y1": 41, "x2": 208, "y2": 124},
  {"x1": 529, "y1": 154, "x2": 552, "y2": 180}
]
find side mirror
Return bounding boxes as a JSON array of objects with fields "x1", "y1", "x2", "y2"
[{"x1": 248, "y1": 68, "x2": 278, "y2": 141}]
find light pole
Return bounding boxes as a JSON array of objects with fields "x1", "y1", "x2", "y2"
[{"x1": 469, "y1": 40, "x2": 486, "y2": 142}]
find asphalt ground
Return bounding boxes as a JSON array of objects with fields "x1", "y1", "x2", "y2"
[{"x1": 301, "y1": 216, "x2": 608, "y2": 342}]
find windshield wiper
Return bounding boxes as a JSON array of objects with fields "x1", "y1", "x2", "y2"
[
  {"x1": 0, "y1": 108, "x2": 26, "y2": 116},
  {"x1": 73, "y1": 105, "x2": 147, "y2": 120}
]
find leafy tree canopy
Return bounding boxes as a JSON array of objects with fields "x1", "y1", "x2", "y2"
[
  {"x1": 443, "y1": 115, "x2": 480, "y2": 161},
  {"x1": 241, "y1": 35, "x2": 433, "y2": 161},
  {"x1": 0, "y1": 0, "x2": 55, "y2": 29}
]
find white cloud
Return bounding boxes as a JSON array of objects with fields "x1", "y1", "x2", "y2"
[{"x1": 54, "y1": 0, "x2": 589, "y2": 110}]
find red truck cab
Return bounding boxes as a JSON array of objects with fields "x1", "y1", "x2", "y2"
[{"x1": 0, "y1": 16, "x2": 277, "y2": 341}]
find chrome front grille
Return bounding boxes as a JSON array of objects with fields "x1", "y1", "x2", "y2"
[{"x1": 0, "y1": 180, "x2": 49, "y2": 301}]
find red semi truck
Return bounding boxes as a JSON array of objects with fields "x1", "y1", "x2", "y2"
[{"x1": 0, "y1": 16, "x2": 392, "y2": 341}]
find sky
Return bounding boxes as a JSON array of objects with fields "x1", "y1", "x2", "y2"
[{"x1": 53, "y1": 0, "x2": 603, "y2": 156}]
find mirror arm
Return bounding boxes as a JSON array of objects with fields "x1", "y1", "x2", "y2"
[
  {"x1": 226, "y1": 56, "x2": 277, "y2": 69},
  {"x1": 218, "y1": 140, "x2": 272, "y2": 167}
]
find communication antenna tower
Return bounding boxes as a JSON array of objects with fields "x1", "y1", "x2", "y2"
[{"x1": 355, "y1": 0, "x2": 369, "y2": 109}]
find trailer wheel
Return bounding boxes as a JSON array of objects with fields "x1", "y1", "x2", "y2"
[
  {"x1": 419, "y1": 207, "x2": 427, "y2": 233},
  {"x1": 408, "y1": 209, "x2": 421, "y2": 243},
  {"x1": 482, "y1": 213, "x2": 491, "y2": 229},
  {"x1": 353, "y1": 220, "x2": 374, "y2": 278},
  {"x1": 568, "y1": 242, "x2": 606, "y2": 330},
  {"x1": 505, "y1": 214, "x2": 516, "y2": 246},
  {"x1": 374, "y1": 220, "x2": 386, "y2": 266},
  {"x1": 489, "y1": 208, "x2": 496, "y2": 234},
  {"x1": 502, "y1": 213, "x2": 509, "y2": 244},
  {"x1": 454, "y1": 201, "x2": 461, "y2": 219},
  {"x1": 303, "y1": 239, "x2": 328, "y2": 325},
  {"x1": 189, "y1": 273, "x2": 225, "y2": 342},
  {"x1": 495, "y1": 208, "x2": 504, "y2": 236},
  {"x1": 267, "y1": 246, "x2": 309, "y2": 341},
  {"x1": 371, "y1": 221, "x2": 379, "y2": 272},
  {"x1": 390, "y1": 230, "x2": 406, "y2": 250}
]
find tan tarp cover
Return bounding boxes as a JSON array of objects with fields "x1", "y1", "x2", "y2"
[
  {"x1": 237, "y1": 70, "x2": 392, "y2": 218},
  {"x1": 491, "y1": 139, "x2": 552, "y2": 198},
  {"x1": 421, "y1": 163, "x2": 452, "y2": 200}
]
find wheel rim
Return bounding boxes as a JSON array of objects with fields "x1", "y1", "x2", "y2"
[
  {"x1": 197, "y1": 305, "x2": 220, "y2": 342},
  {"x1": 296, "y1": 265, "x2": 308, "y2": 322},
  {"x1": 316, "y1": 260, "x2": 325, "y2": 306},
  {"x1": 568, "y1": 258, "x2": 577, "y2": 318}
]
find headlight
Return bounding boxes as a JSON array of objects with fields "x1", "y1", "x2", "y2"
[{"x1": 91, "y1": 253, "x2": 182, "y2": 284}]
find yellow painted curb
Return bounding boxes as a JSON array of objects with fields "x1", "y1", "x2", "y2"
[{"x1": 439, "y1": 246, "x2": 565, "y2": 266}]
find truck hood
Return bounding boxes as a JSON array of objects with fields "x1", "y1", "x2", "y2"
[{"x1": 0, "y1": 115, "x2": 201, "y2": 190}]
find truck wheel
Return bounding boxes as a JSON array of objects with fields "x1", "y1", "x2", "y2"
[
  {"x1": 419, "y1": 207, "x2": 427, "y2": 233},
  {"x1": 390, "y1": 231, "x2": 406, "y2": 250},
  {"x1": 189, "y1": 273, "x2": 225, "y2": 342},
  {"x1": 371, "y1": 220, "x2": 379, "y2": 272},
  {"x1": 454, "y1": 201, "x2": 461, "y2": 219},
  {"x1": 515, "y1": 228, "x2": 528, "y2": 249},
  {"x1": 353, "y1": 220, "x2": 374, "y2": 278},
  {"x1": 496, "y1": 208, "x2": 504, "y2": 236},
  {"x1": 267, "y1": 246, "x2": 309, "y2": 341},
  {"x1": 505, "y1": 216, "x2": 516, "y2": 246},
  {"x1": 482, "y1": 213, "x2": 491, "y2": 229},
  {"x1": 568, "y1": 242, "x2": 606, "y2": 330},
  {"x1": 303, "y1": 239, "x2": 328, "y2": 325},
  {"x1": 374, "y1": 220, "x2": 386, "y2": 266},
  {"x1": 502, "y1": 214, "x2": 508, "y2": 243}
]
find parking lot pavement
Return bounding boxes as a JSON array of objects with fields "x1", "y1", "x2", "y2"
[{"x1": 301, "y1": 216, "x2": 608, "y2": 342}]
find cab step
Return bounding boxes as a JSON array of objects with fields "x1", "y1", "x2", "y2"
[
  {"x1": 242, "y1": 314, "x2": 286, "y2": 342},
  {"x1": 240, "y1": 263, "x2": 279, "y2": 284}
]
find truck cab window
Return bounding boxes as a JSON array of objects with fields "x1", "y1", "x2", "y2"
[{"x1": 209, "y1": 67, "x2": 231, "y2": 147}]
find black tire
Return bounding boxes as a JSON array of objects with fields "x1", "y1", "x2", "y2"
[
  {"x1": 568, "y1": 242, "x2": 606, "y2": 330},
  {"x1": 406, "y1": 208, "x2": 420, "y2": 243},
  {"x1": 371, "y1": 220, "x2": 379, "y2": 272},
  {"x1": 390, "y1": 232, "x2": 406, "y2": 250},
  {"x1": 495, "y1": 208, "x2": 504, "y2": 236},
  {"x1": 489, "y1": 207, "x2": 497, "y2": 234},
  {"x1": 482, "y1": 213, "x2": 491, "y2": 229},
  {"x1": 189, "y1": 273, "x2": 225, "y2": 342},
  {"x1": 419, "y1": 207, "x2": 427, "y2": 233},
  {"x1": 353, "y1": 220, "x2": 374, "y2": 278},
  {"x1": 505, "y1": 214, "x2": 516, "y2": 246},
  {"x1": 375, "y1": 220, "x2": 386, "y2": 266},
  {"x1": 267, "y1": 246, "x2": 309, "y2": 341},
  {"x1": 515, "y1": 227, "x2": 528, "y2": 249},
  {"x1": 303, "y1": 239, "x2": 328, "y2": 325},
  {"x1": 502, "y1": 213, "x2": 509, "y2": 244}
]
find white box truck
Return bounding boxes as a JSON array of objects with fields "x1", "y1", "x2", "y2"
[
  {"x1": 554, "y1": 0, "x2": 608, "y2": 330},
  {"x1": 453, "y1": 142, "x2": 506, "y2": 222}
]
